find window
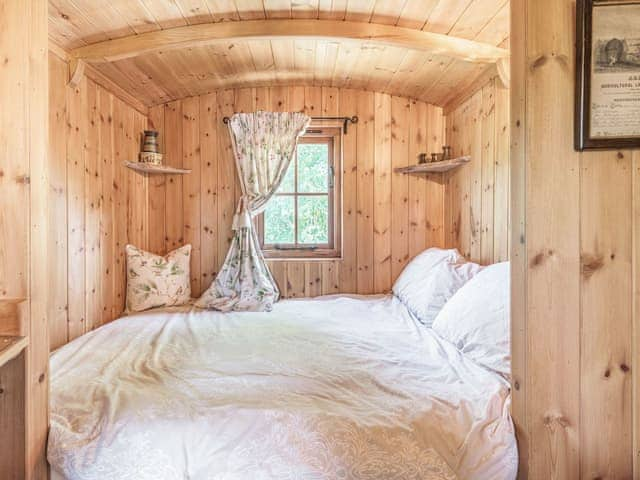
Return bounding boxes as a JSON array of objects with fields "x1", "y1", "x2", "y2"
[{"x1": 258, "y1": 126, "x2": 342, "y2": 259}]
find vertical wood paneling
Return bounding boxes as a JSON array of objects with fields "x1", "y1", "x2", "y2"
[
  {"x1": 508, "y1": 0, "x2": 640, "y2": 476},
  {"x1": 99, "y1": 90, "x2": 114, "y2": 327},
  {"x1": 200, "y1": 93, "x2": 218, "y2": 290},
  {"x1": 580, "y1": 151, "x2": 633, "y2": 478},
  {"x1": 85, "y1": 82, "x2": 102, "y2": 334},
  {"x1": 103, "y1": 86, "x2": 443, "y2": 303},
  {"x1": 425, "y1": 104, "x2": 445, "y2": 249},
  {"x1": 0, "y1": 0, "x2": 48, "y2": 472},
  {"x1": 391, "y1": 96, "x2": 410, "y2": 279},
  {"x1": 468, "y1": 92, "x2": 483, "y2": 261},
  {"x1": 524, "y1": 0, "x2": 581, "y2": 475},
  {"x1": 216, "y1": 90, "x2": 236, "y2": 272},
  {"x1": 493, "y1": 84, "x2": 510, "y2": 262},
  {"x1": 338, "y1": 88, "x2": 359, "y2": 294},
  {"x1": 0, "y1": 0, "x2": 29, "y2": 306},
  {"x1": 373, "y1": 92, "x2": 392, "y2": 292},
  {"x1": 66, "y1": 78, "x2": 87, "y2": 341},
  {"x1": 48, "y1": 54, "x2": 69, "y2": 350},
  {"x1": 48, "y1": 52, "x2": 150, "y2": 347},
  {"x1": 286, "y1": 263, "x2": 306, "y2": 298},
  {"x1": 26, "y1": 1, "x2": 50, "y2": 474},
  {"x1": 444, "y1": 79, "x2": 509, "y2": 266},
  {"x1": 164, "y1": 100, "x2": 184, "y2": 252},
  {"x1": 480, "y1": 80, "x2": 496, "y2": 264},
  {"x1": 509, "y1": 0, "x2": 528, "y2": 474},
  {"x1": 182, "y1": 96, "x2": 202, "y2": 295},
  {"x1": 305, "y1": 263, "x2": 322, "y2": 297},
  {"x1": 112, "y1": 99, "x2": 128, "y2": 316},
  {"x1": 126, "y1": 111, "x2": 148, "y2": 249},
  {"x1": 408, "y1": 100, "x2": 428, "y2": 258},
  {"x1": 147, "y1": 105, "x2": 167, "y2": 254},
  {"x1": 356, "y1": 90, "x2": 375, "y2": 294}
]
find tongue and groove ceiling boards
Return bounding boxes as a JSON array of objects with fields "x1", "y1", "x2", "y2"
[{"x1": 48, "y1": 0, "x2": 509, "y2": 107}]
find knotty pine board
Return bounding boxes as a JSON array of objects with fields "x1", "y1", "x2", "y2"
[
  {"x1": 508, "y1": 0, "x2": 639, "y2": 476},
  {"x1": 47, "y1": 0, "x2": 509, "y2": 108},
  {"x1": 48, "y1": 51, "x2": 149, "y2": 351},
  {"x1": 147, "y1": 86, "x2": 446, "y2": 299},
  {"x1": 444, "y1": 77, "x2": 509, "y2": 265},
  {"x1": 0, "y1": 1, "x2": 49, "y2": 476}
]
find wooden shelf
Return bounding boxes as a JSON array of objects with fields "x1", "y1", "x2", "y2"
[
  {"x1": 0, "y1": 336, "x2": 28, "y2": 369},
  {"x1": 394, "y1": 156, "x2": 470, "y2": 174},
  {"x1": 124, "y1": 161, "x2": 191, "y2": 175}
]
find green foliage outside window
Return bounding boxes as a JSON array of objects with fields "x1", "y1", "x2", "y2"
[{"x1": 265, "y1": 142, "x2": 330, "y2": 245}]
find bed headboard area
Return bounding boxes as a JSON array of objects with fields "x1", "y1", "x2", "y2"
[
  {"x1": 144, "y1": 86, "x2": 447, "y2": 301},
  {"x1": 47, "y1": 70, "x2": 452, "y2": 350},
  {"x1": 46, "y1": 57, "x2": 512, "y2": 352}
]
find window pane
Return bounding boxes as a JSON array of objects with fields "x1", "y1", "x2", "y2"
[
  {"x1": 297, "y1": 143, "x2": 329, "y2": 193},
  {"x1": 298, "y1": 195, "x2": 329, "y2": 244},
  {"x1": 276, "y1": 160, "x2": 295, "y2": 193},
  {"x1": 264, "y1": 196, "x2": 295, "y2": 244}
]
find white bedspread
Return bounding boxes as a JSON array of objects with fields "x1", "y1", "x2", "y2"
[{"x1": 48, "y1": 295, "x2": 517, "y2": 480}]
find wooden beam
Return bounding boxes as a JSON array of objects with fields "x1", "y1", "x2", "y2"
[
  {"x1": 49, "y1": 41, "x2": 149, "y2": 116},
  {"x1": 495, "y1": 57, "x2": 510, "y2": 89},
  {"x1": 68, "y1": 58, "x2": 85, "y2": 89},
  {"x1": 69, "y1": 19, "x2": 509, "y2": 66}
]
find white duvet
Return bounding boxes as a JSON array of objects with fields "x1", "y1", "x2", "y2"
[{"x1": 48, "y1": 295, "x2": 517, "y2": 480}]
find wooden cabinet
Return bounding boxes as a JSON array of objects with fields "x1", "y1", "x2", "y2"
[{"x1": 0, "y1": 336, "x2": 29, "y2": 478}]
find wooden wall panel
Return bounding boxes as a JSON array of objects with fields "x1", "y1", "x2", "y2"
[
  {"x1": 356, "y1": 90, "x2": 375, "y2": 294},
  {"x1": 580, "y1": 152, "x2": 632, "y2": 477},
  {"x1": 48, "y1": 53, "x2": 69, "y2": 350},
  {"x1": 0, "y1": 0, "x2": 49, "y2": 476},
  {"x1": 390, "y1": 96, "x2": 411, "y2": 279},
  {"x1": 444, "y1": 78, "x2": 509, "y2": 265},
  {"x1": 48, "y1": 51, "x2": 149, "y2": 351},
  {"x1": 338, "y1": 89, "x2": 359, "y2": 294},
  {"x1": 146, "y1": 86, "x2": 444, "y2": 298},
  {"x1": 373, "y1": 92, "x2": 392, "y2": 293},
  {"x1": 26, "y1": 1, "x2": 50, "y2": 476},
  {"x1": 509, "y1": 0, "x2": 639, "y2": 476}
]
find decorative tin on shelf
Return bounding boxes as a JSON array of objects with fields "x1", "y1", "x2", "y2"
[
  {"x1": 142, "y1": 130, "x2": 159, "y2": 152},
  {"x1": 139, "y1": 130, "x2": 163, "y2": 165}
]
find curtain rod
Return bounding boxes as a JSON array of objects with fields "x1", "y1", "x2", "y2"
[{"x1": 222, "y1": 115, "x2": 359, "y2": 134}]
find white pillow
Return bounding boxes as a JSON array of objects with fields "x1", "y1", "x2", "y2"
[
  {"x1": 125, "y1": 244, "x2": 192, "y2": 313},
  {"x1": 392, "y1": 248, "x2": 482, "y2": 326},
  {"x1": 432, "y1": 262, "x2": 510, "y2": 378}
]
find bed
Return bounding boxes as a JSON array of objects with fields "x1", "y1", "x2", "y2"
[{"x1": 48, "y1": 291, "x2": 517, "y2": 479}]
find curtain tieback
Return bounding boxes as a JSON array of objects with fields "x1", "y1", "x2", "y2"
[{"x1": 232, "y1": 196, "x2": 253, "y2": 230}]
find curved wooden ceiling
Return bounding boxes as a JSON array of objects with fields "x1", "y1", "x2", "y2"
[{"x1": 49, "y1": 0, "x2": 510, "y2": 107}]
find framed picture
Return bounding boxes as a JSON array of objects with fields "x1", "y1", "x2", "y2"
[{"x1": 575, "y1": 0, "x2": 640, "y2": 150}]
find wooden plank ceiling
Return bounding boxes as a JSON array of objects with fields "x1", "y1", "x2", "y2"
[{"x1": 48, "y1": 0, "x2": 509, "y2": 107}]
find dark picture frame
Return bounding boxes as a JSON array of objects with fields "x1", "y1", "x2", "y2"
[{"x1": 575, "y1": 0, "x2": 640, "y2": 151}]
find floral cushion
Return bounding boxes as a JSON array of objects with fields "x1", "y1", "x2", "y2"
[{"x1": 125, "y1": 244, "x2": 192, "y2": 313}]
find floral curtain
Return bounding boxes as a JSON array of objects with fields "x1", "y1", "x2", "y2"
[{"x1": 195, "y1": 111, "x2": 310, "y2": 311}]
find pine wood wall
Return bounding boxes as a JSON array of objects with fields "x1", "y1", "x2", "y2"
[
  {"x1": 444, "y1": 77, "x2": 510, "y2": 265},
  {"x1": 511, "y1": 0, "x2": 639, "y2": 477},
  {"x1": 147, "y1": 86, "x2": 446, "y2": 299},
  {"x1": 48, "y1": 51, "x2": 149, "y2": 351},
  {"x1": 0, "y1": 0, "x2": 49, "y2": 477}
]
